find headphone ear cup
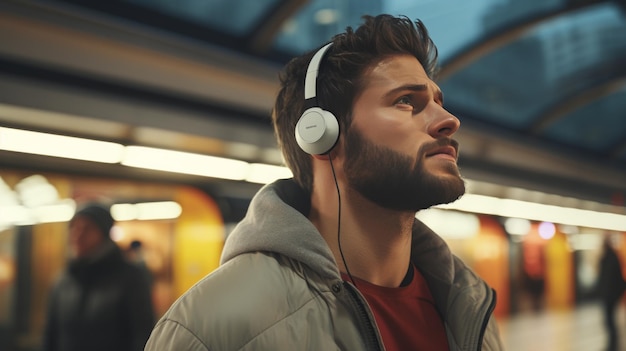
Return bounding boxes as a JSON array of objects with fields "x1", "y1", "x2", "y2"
[{"x1": 295, "y1": 107, "x2": 339, "y2": 155}]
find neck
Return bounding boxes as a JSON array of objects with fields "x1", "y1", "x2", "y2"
[{"x1": 309, "y1": 164, "x2": 414, "y2": 287}]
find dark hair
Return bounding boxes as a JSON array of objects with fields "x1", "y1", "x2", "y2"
[
  {"x1": 272, "y1": 14, "x2": 439, "y2": 192},
  {"x1": 72, "y1": 203, "x2": 114, "y2": 238}
]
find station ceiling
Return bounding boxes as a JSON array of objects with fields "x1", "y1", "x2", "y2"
[{"x1": 0, "y1": 0, "x2": 625, "y2": 210}]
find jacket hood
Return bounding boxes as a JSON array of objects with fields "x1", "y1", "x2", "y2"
[
  {"x1": 220, "y1": 179, "x2": 341, "y2": 280},
  {"x1": 221, "y1": 178, "x2": 458, "y2": 285}
]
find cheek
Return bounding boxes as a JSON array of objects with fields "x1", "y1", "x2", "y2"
[
  {"x1": 354, "y1": 111, "x2": 403, "y2": 141},
  {"x1": 352, "y1": 101, "x2": 430, "y2": 152},
  {"x1": 84, "y1": 233, "x2": 101, "y2": 246},
  {"x1": 68, "y1": 231, "x2": 80, "y2": 243},
  {"x1": 370, "y1": 122, "x2": 428, "y2": 154}
]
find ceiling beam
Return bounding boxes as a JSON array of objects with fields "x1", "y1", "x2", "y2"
[
  {"x1": 529, "y1": 75, "x2": 626, "y2": 136},
  {"x1": 0, "y1": 0, "x2": 281, "y2": 115},
  {"x1": 249, "y1": 0, "x2": 310, "y2": 54}
]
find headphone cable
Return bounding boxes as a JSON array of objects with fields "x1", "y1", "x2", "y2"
[{"x1": 328, "y1": 155, "x2": 357, "y2": 287}]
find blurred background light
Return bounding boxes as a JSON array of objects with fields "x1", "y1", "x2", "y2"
[
  {"x1": 569, "y1": 233, "x2": 604, "y2": 251},
  {"x1": 438, "y1": 194, "x2": 626, "y2": 232},
  {"x1": 417, "y1": 208, "x2": 480, "y2": 239},
  {"x1": 111, "y1": 201, "x2": 182, "y2": 221},
  {"x1": 122, "y1": 146, "x2": 249, "y2": 180},
  {"x1": 15, "y1": 175, "x2": 60, "y2": 208},
  {"x1": 504, "y1": 217, "x2": 531, "y2": 236},
  {"x1": 136, "y1": 201, "x2": 182, "y2": 220},
  {"x1": 246, "y1": 163, "x2": 293, "y2": 184},
  {"x1": 0, "y1": 127, "x2": 124, "y2": 163},
  {"x1": 0, "y1": 200, "x2": 76, "y2": 227},
  {"x1": 110, "y1": 203, "x2": 139, "y2": 221},
  {"x1": 538, "y1": 221, "x2": 556, "y2": 240}
]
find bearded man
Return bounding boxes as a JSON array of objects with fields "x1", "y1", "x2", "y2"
[{"x1": 146, "y1": 14, "x2": 503, "y2": 351}]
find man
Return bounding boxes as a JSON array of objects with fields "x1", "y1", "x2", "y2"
[
  {"x1": 43, "y1": 204, "x2": 155, "y2": 351},
  {"x1": 146, "y1": 14, "x2": 503, "y2": 350},
  {"x1": 596, "y1": 235, "x2": 626, "y2": 351}
]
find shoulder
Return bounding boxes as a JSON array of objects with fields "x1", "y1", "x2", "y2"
[
  {"x1": 149, "y1": 252, "x2": 320, "y2": 350},
  {"x1": 170, "y1": 252, "x2": 315, "y2": 314}
]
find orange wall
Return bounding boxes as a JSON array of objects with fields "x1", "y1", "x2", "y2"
[
  {"x1": 544, "y1": 231, "x2": 574, "y2": 309},
  {"x1": 172, "y1": 187, "x2": 224, "y2": 298},
  {"x1": 471, "y1": 216, "x2": 510, "y2": 318}
]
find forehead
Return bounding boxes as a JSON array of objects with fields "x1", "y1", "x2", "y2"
[
  {"x1": 70, "y1": 215, "x2": 98, "y2": 229},
  {"x1": 361, "y1": 54, "x2": 439, "y2": 92}
]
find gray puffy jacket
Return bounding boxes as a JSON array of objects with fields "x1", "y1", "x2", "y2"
[{"x1": 145, "y1": 179, "x2": 503, "y2": 350}]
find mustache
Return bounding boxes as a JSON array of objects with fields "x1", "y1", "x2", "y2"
[{"x1": 419, "y1": 138, "x2": 459, "y2": 158}]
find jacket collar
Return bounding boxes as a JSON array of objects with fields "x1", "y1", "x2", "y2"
[
  {"x1": 220, "y1": 179, "x2": 341, "y2": 280},
  {"x1": 223, "y1": 178, "x2": 488, "y2": 295}
]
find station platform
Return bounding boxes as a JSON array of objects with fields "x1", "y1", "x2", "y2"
[{"x1": 499, "y1": 303, "x2": 626, "y2": 351}]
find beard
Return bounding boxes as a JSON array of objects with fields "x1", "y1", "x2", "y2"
[{"x1": 343, "y1": 128, "x2": 465, "y2": 212}]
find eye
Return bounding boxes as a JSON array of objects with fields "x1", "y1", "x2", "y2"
[
  {"x1": 395, "y1": 95, "x2": 414, "y2": 107},
  {"x1": 395, "y1": 94, "x2": 428, "y2": 113}
]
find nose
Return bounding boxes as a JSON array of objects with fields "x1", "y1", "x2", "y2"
[{"x1": 427, "y1": 107, "x2": 460, "y2": 137}]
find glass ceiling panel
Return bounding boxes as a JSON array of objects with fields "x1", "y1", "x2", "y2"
[
  {"x1": 273, "y1": 0, "x2": 567, "y2": 58},
  {"x1": 543, "y1": 84, "x2": 626, "y2": 153},
  {"x1": 439, "y1": 2, "x2": 626, "y2": 130}
]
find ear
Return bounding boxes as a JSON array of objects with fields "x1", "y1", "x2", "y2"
[
  {"x1": 311, "y1": 136, "x2": 343, "y2": 161},
  {"x1": 312, "y1": 153, "x2": 331, "y2": 161}
]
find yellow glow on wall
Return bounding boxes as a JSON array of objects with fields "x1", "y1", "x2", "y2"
[{"x1": 172, "y1": 187, "x2": 224, "y2": 298}]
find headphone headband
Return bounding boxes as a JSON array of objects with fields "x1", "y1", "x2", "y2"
[{"x1": 304, "y1": 43, "x2": 333, "y2": 101}]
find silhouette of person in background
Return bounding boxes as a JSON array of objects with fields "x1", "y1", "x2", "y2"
[
  {"x1": 596, "y1": 235, "x2": 626, "y2": 351},
  {"x1": 43, "y1": 203, "x2": 155, "y2": 351},
  {"x1": 127, "y1": 239, "x2": 153, "y2": 288}
]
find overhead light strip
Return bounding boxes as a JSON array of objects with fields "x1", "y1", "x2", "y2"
[
  {"x1": 437, "y1": 194, "x2": 626, "y2": 232},
  {"x1": 2, "y1": 127, "x2": 624, "y2": 232},
  {"x1": 110, "y1": 201, "x2": 182, "y2": 221},
  {"x1": 0, "y1": 127, "x2": 124, "y2": 163},
  {"x1": 0, "y1": 201, "x2": 183, "y2": 229},
  {"x1": 122, "y1": 145, "x2": 250, "y2": 180},
  {"x1": 0, "y1": 127, "x2": 292, "y2": 184}
]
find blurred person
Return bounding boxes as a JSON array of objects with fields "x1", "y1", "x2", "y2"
[
  {"x1": 43, "y1": 203, "x2": 155, "y2": 351},
  {"x1": 596, "y1": 235, "x2": 626, "y2": 351},
  {"x1": 146, "y1": 14, "x2": 503, "y2": 350},
  {"x1": 127, "y1": 239, "x2": 153, "y2": 287}
]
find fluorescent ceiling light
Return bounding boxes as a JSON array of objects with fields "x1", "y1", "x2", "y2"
[
  {"x1": 504, "y1": 217, "x2": 531, "y2": 236},
  {"x1": 416, "y1": 208, "x2": 480, "y2": 239},
  {"x1": 0, "y1": 205, "x2": 33, "y2": 226},
  {"x1": 34, "y1": 200, "x2": 76, "y2": 223},
  {"x1": 568, "y1": 233, "x2": 604, "y2": 251},
  {"x1": 438, "y1": 194, "x2": 626, "y2": 232},
  {"x1": 111, "y1": 201, "x2": 182, "y2": 221},
  {"x1": 246, "y1": 163, "x2": 293, "y2": 184},
  {"x1": 122, "y1": 146, "x2": 249, "y2": 180},
  {"x1": 110, "y1": 203, "x2": 138, "y2": 221},
  {"x1": 0, "y1": 127, "x2": 124, "y2": 163},
  {"x1": 0, "y1": 200, "x2": 76, "y2": 226},
  {"x1": 136, "y1": 201, "x2": 182, "y2": 220}
]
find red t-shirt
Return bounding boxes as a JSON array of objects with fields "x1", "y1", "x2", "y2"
[{"x1": 343, "y1": 265, "x2": 449, "y2": 351}]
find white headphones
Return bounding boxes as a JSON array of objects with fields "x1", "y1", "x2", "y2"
[{"x1": 295, "y1": 43, "x2": 340, "y2": 155}]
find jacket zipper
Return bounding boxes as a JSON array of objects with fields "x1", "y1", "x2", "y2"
[
  {"x1": 476, "y1": 288, "x2": 497, "y2": 351},
  {"x1": 343, "y1": 282, "x2": 385, "y2": 351}
]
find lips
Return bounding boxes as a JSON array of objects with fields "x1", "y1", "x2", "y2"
[{"x1": 426, "y1": 145, "x2": 457, "y2": 160}]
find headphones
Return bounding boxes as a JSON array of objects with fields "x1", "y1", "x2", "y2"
[{"x1": 295, "y1": 43, "x2": 340, "y2": 155}]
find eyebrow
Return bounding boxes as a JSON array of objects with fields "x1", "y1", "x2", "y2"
[{"x1": 385, "y1": 83, "x2": 444, "y2": 104}]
